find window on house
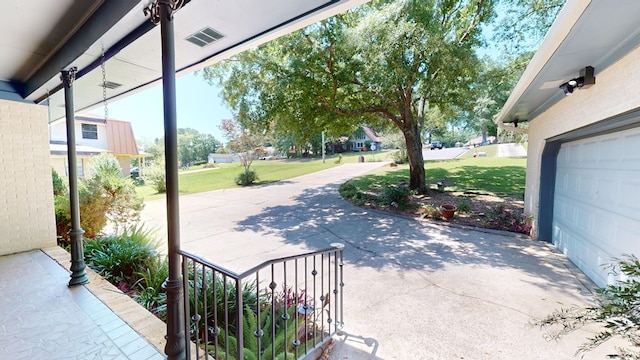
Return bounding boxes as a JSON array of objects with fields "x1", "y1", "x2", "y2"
[
  {"x1": 81, "y1": 124, "x2": 98, "y2": 140},
  {"x1": 64, "y1": 159, "x2": 84, "y2": 178}
]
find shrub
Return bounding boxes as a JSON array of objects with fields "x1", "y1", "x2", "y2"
[
  {"x1": 536, "y1": 255, "x2": 640, "y2": 359},
  {"x1": 483, "y1": 204, "x2": 531, "y2": 234},
  {"x1": 456, "y1": 198, "x2": 472, "y2": 213},
  {"x1": 54, "y1": 154, "x2": 144, "y2": 240},
  {"x1": 84, "y1": 225, "x2": 159, "y2": 287},
  {"x1": 339, "y1": 181, "x2": 359, "y2": 199},
  {"x1": 147, "y1": 162, "x2": 167, "y2": 193},
  {"x1": 187, "y1": 267, "x2": 266, "y2": 339},
  {"x1": 134, "y1": 256, "x2": 168, "y2": 319},
  {"x1": 235, "y1": 169, "x2": 258, "y2": 186},
  {"x1": 420, "y1": 203, "x2": 442, "y2": 219},
  {"x1": 52, "y1": 169, "x2": 66, "y2": 196},
  {"x1": 389, "y1": 149, "x2": 408, "y2": 164},
  {"x1": 382, "y1": 184, "x2": 414, "y2": 210}
]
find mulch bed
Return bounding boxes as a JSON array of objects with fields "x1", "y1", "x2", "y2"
[{"x1": 353, "y1": 184, "x2": 531, "y2": 235}]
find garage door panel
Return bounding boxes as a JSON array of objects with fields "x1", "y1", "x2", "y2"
[
  {"x1": 580, "y1": 140, "x2": 599, "y2": 163},
  {"x1": 552, "y1": 220, "x2": 611, "y2": 286},
  {"x1": 620, "y1": 178, "x2": 640, "y2": 218},
  {"x1": 553, "y1": 126, "x2": 640, "y2": 287},
  {"x1": 623, "y1": 133, "x2": 640, "y2": 161}
]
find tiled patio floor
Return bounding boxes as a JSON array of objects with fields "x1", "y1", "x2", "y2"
[{"x1": 0, "y1": 250, "x2": 164, "y2": 360}]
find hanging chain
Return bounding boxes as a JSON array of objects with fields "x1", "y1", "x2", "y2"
[
  {"x1": 144, "y1": 0, "x2": 184, "y2": 24},
  {"x1": 101, "y1": 46, "x2": 108, "y2": 121},
  {"x1": 46, "y1": 90, "x2": 51, "y2": 122}
]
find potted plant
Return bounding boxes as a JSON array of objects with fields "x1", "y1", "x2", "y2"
[{"x1": 440, "y1": 204, "x2": 456, "y2": 220}]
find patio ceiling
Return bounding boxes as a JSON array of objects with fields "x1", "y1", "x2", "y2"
[
  {"x1": 496, "y1": 0, "x2": 640, "y2": 127},
  {"x1": 0, "y1": 0, "x2": 369, "y2": 121}
]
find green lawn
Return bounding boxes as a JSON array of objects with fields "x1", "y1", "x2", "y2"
[
  {"x1": 350, "y1": 155, "x2": 526, "y2": 199},
  {"x1": 137, "y1": 150, "x2": 395, "y2": 200}
]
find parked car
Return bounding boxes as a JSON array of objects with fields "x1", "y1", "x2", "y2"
[{"x1": 430, "y1": 141, "x2": 443, "y2": 150}]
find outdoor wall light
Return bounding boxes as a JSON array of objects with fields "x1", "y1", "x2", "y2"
[
  {"x1": 560, "y1": 82, "x2": 575, "y2": 95},
  {"x1": 559, "y1": 66, "x2": 595, "y2": 96}
]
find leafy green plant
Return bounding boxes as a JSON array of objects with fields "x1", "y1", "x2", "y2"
[
  {"x1": 52, "y1": 169, "x2": 66, "y2": 196},
  {"x1": 382, "y1": 184, "x2": 414, "y2": 210},
  {"x1": 54, "y1": 153, "x2": 144, "y2": 240},
  {"x1": 133, "y1": 256, "x2": 168, "y2": 319},
  {"x1": 420, "y1": 204, "x2": 441, "y2": 219},
  {"x1": 456, "y1": 198, "x2": 472, "y2": 213},
  {"x1": 204, "y1": 285, "x2": 321, "y2": 360},
  {"x1": 147, "y1": 161, "x2": 167, "y2": 193},
  {"x1": 339, "y1": 181, "x2": 359, "y2": 199},
  {"x1": 339, "y1": 181, "x2": 373, "y2": 206},
  {"x1": 235, "y1": 169, "x2": 258, "y2": 186},
  {"x1": 84, "y1": 225, "x2": 159, "y2": 287},
  {"x1": 187, "y1": 266, "x2": 266, "y2": 340},
  {"x1": 389, "y1": 149, "x2": 408, "y2": 164},
  {"x1": 536, "y1": 255, "x2": 640, "y2": 359},
  {"x1": 484, "y1": 204, "x2": 531, "y2": 234}
]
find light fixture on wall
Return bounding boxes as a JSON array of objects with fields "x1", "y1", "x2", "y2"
[{"x1": 559, "y1": 66, "x2": 596, "y2": 95}]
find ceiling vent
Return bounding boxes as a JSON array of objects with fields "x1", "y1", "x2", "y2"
[
  {"x1": 186, "y1": 27, "x2": 224, "y2": 47},
  {"x1": 100, "y1": 81, "x2": 122, "y2": 89}
]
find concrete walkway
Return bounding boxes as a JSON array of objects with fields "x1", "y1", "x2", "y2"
[{"x1": 142, "y1": 162, "x2": 616, "y2": 359}]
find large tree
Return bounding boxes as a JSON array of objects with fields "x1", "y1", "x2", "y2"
[
  {"x1": 177, "y1": 128, "x2": 222, "y2": 166},
  {"x1": 204, "y1": 0, "x2": 494, "y2": 193}
]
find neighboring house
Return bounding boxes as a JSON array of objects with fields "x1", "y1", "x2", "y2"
[
  {"x1": 352, "y1": 125, "x2": 383, "y2": 151},
  {"x1": 327, "y1": 136, "x2": 353, "y2": 153},
  {"x1": 496, "y1": 1, "x2": 640, "y2": 287},
  {"x1": 208, "y1": 153, "x2": 241, "y2": 164},
  {"x1": 465, "y1": 136, "x2": 495, "y2": 147},
  {"x1": 49, "y1": 115, "x2": 144, "y2": 177}
]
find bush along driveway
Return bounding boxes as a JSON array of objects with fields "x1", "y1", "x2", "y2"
[{"x1": 339, "y1": 157, "x2": 531, "y2": 235}]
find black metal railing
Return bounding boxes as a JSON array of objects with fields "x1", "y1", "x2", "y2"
[{"x1": 179, "y1": 243, "x2": 345, "y2": 360}]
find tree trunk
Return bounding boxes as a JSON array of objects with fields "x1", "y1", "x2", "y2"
[
  {"x1": 404, "y1": 121, "x2": 427, "y2": 194},
  {"x1": 482, "y1": 122, "x2": 488, "y2": 143}
]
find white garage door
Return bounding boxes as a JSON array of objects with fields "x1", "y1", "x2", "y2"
[{"x1": 553, "y1": 126, "x2": 640, "y2": 287}]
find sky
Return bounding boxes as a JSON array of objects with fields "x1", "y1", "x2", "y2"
[
  {"x1": 90, "y1": 73, "x2": 232, "y2": 144},
  {"x1": 87, "y1": 3, "x2": 525, "y2": 148}
]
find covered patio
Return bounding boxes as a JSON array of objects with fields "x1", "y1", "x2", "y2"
[{"x1": 0, "y1": 1, "x2": 367, "y2": 359}]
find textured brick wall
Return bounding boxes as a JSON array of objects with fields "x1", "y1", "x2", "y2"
[
  {"x1": 0, "y1": 99, "x2": 56, "y2": 254},
  {"x1": 526, "y1": 45, "x2": 640, "y2": 238}
]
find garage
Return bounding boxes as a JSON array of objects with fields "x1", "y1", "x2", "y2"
[{"x1": 553, "y1": 126, "x2": 640, "y2": 286}]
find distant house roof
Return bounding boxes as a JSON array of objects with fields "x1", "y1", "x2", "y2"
[
  {"x1": 106, "y1": 119, "x2": 140, "y2": 156},
  {"x1": 361, "y1": 125, "x2": 381, "y2": 142}
]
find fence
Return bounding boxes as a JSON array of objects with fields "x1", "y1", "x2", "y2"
[{"x1": 179, "y1": 243, "x2": 345, "y2": 360}]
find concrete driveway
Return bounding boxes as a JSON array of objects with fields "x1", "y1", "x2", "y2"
[
  {"x1": 141, "y1": 163, "x2": 615, "y2": 359},
  {"x1": 422, "y1": 147, "x2": 467, "y2": 160}
]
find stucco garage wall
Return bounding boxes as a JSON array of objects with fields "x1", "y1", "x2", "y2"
[
  {"x1": 526, "y1": 44, "x2": 640, "y2": 239},
  {"x1": 0, "y1": 99, "x2": 56, "y2": 255}
]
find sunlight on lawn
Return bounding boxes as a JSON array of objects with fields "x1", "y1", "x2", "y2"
[{"x1": 137, "y1": 150, "x2": 395, "y2": 200}]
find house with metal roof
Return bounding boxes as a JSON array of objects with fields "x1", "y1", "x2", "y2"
[{"x1": 49, "y1": 115, "x2": 144, "y2": 177}]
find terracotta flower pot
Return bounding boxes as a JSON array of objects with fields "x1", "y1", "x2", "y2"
[{"x1": 441, "y1": 204, "x2": 456, "y2": 220}]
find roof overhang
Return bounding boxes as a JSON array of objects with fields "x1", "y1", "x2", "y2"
[
  {"x1": 1, "y1": 0, "x2": 369, "y2": 120},
  {"x1": 496, "y1": 0, "x2": 640, "y2": 132}
]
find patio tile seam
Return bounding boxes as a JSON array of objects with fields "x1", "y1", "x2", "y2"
[{"x1": 41, "y1": 246, "x2": 167, "y2": 356}]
